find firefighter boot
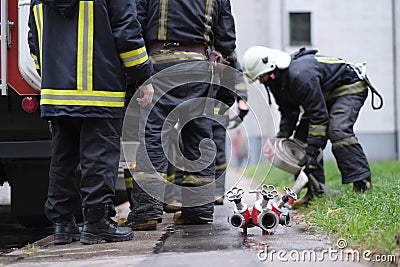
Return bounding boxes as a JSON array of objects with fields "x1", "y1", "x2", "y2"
[
  {"x1": 353, "y1": 177, "x2": 372, "y2": 193},
  {"x1": 122, "y1": 202, "x2": 163, "y2": 231},
  {"x1": 54, "y1": 217, "x2": 81, "y2": 245},
  {"x1": 80, "y1": 205, "x2": 133, "y2": 245},
  {"x1": 121, "y1": 179, "x2": 164, "y2": 230}
]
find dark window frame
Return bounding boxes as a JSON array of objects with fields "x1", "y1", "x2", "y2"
[{"x1": 289, "y1": 12, "x2": 311, "y2": 46}]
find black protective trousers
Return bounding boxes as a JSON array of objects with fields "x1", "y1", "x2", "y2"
[
  {"x1": 45, "y1": 116, "x2": 121, "y2": 222},
  {"x1": 296, "y1": 89, "x2": 371, "y2": 185},
  {"x1": 213, "y1": 116, "x2": 229, "y2": 197},
  {"x1": 327, "y1": 89, "x2": 371, "y2": 184},
  {"x1": 134, "y1": 59, "x2": 216, "y2": 222}
]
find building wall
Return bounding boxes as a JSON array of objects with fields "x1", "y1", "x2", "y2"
[{"x1": 230, "y1": 0, "x2": 399, "y2": 163}]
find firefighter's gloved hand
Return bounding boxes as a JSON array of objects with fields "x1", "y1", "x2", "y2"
[
  {"x1": 236, "y1": 99, "x2": 249, "y2": 121},
  {"x1": 275, "y1": 130, "x2": 292, "y2": 138},
  {"x1": 299, "y1": 145, "x2": 320, "y2": 173},
  {"x1": 216, "y1": 87, "x2": 236, "y2": 108},
  {"x1": 238, "y1": 108, "x2": 248, "y2": 121}
]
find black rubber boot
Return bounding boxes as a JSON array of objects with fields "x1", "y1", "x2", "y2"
[
  {"x1": 122, "y1": 180, "x2": 163, "y2": 231},
  {"x1": 80, "y1": 205, "x2": 133, "y2": 245},
  {"x1": 121, "y1": 203, "x2": 163, "y2": 231},
  {"x1": 54, "y1": 218, "x2": 81, "y2": 245},
  {"x1": 353, "y1": 177, "x2": 372, "y2": 193}
]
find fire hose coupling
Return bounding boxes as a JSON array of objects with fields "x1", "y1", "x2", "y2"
[
  {"x1": 257, "y1": 210, "x2": 279, "y2": 233},
  {"x1": 227, "y1": 184, "x2": 297, "y2": 235}
]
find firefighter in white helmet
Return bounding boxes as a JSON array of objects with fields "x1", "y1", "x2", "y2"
[{"x1": 242, "y1": 46, "x2": 382, "y2": 193}]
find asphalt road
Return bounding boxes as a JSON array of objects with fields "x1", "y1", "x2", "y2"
[{"x1": 0, "y1": 169, "x2": 370, "y2": 267}]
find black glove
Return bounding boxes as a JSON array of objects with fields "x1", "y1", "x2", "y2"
[
  {"x1": 216, "y1": 87, "x2": 236, "y2": 109},
  {"x1": 238, "y1": 108, "x2": 248, "y2": 121},
  {"x1": 275, "y1": 130, "x2": 292, "y2": 138},
  {"x1": 299, "y1": 145, "x2": 320, "y2": 173}
]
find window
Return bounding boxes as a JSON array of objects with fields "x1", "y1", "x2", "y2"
[{"x1": 289, "y1": 12, "x2": 311, "y2": 46}]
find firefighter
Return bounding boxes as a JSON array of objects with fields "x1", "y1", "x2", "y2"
[
  {"x1": 163, "y1": 70, "x2": 249, "y2": 210},
  {"x1": 122, "y1": 0, "x2": 238, "y2": 229},
  {"x1": 242, "y1": 46, "x2": 382, "y2": 193},
  {"x1": 28, "y1": 0, "x2": 153, "y2": 245},
  {"x1": 214, "y1": 62, "x2": 249, "y2": 205}
]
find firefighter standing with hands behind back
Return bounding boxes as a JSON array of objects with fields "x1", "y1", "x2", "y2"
[
  {"x1": 122, "y1": 0, "x2": 239, "y2": 229},
  {"x1": 242, "y1": 46, "x2": 383, "y2": 194},
  {"x1": 28, "y1": 0, "x2": 153, "y2": 245}
]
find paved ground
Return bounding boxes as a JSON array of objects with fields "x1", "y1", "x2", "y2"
[{"x1": 0, "y1": 168, "x2": 371, "y2": 267}]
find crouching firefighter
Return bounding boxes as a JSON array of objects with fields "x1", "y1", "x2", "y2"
[
  {"x1": 121, "y1": 0, "x2": 239, "y2": 229},
  {"x1": 242, "y1": 46, "x2": 383, "y2": 196},
  {"x1": 28, "y1": 0, "x2": 153, "y2": 244}
]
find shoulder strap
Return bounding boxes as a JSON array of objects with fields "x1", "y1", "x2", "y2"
[{"x1": 291, "y1": 47, "x2": 318, "y2": 60}]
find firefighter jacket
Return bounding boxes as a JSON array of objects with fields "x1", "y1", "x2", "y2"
[
  {"x1": 136, "y1": 0, "x2": 237, "y2": 62},
  {"x1": 28, "y1": 0, "x2": 152, "y2": 119},
  {"x1": 265, "y1": 49, "x2": 367, "y2": 148}
]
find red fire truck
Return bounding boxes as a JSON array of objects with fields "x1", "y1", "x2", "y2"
[
  {"x1": 0, "y1": 0, "x2": 53, "y2": 227},
  {"x1": 0, "y1": 0, "x2": 129, "y2": 227}
]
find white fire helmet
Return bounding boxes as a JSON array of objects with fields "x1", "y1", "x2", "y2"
[{"x1": 242, "y1": 46, "x2": 291, "y2": 83}]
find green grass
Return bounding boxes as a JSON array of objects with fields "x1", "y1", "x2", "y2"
[{"x1": 245, "y1": 161, "x2": 400, "y2": 254}]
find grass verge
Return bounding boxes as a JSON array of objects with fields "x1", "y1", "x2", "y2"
[{"x1": 245, "y1": 161, "x2": 400, "y2": 255}]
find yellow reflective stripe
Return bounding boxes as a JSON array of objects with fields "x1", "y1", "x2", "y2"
[
  {"x1": 150, "y1": 51, "x2": 207, "y2": 64},
  {"x1": 77, "y1": 1, "x2": 94, "y2": 91},
  {"x1": 325, "y1": 81, "x2": 367, "y2": 101},
  {"x1": 166, "y1": 174, "x2": 175, "y2": 182},
  {"x1": 235, "y1": 82, "x2": 246, "y2": 91},
  {"x1": 31, "y1": 54, "x2": 40, "y2": 69},
  {"x1": 332, "y1": 81, "x2": 367, "y2": 97},
  {"x1": 33, "y1": 4, "x2": 43, "y2": 75},
  {"x1": 183, "y1": 175, "x2": 214, "y2": 185},
  {"x1": 332, "y1": 137, "x2": 359, "y2": 150},
  {"x1": 125, "y1": 177, "x2": 133, "y2": 189},
  {"x1": 204, "y1": 0, "x2": 214, "y2": 43},
  {"x1": 308, "y1": 125, "x2": 327, "y2": 137},
  {"x1": 41, "y1": 89, "x2": 125, "y2": 97},
  {"x1": 216, "y1": 162, "x2": 228, "y2": 170},
  {"x1": 134, "y1": 171, "x2": 167, "y2": 179},
  {"x1": 158, "y1": 0, "x2": 168, "y2": 40},
  {"x1": 40, "y1": 89, "x2": 125, "y2": 107},
  {"x1": 213, "y1": 108, "x2": 228, "y2": 115},
  {"x1": 315, "y1": 56, "x2": 346, "y2": 64},
  {"x1": 120, "y1": 46, "x2": 149, "y2": 67}
]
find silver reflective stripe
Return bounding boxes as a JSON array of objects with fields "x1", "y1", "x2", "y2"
[
  {"x1": 82, "y1": 3, "x2": 89, "y2": 90},
  {"x1": 40, "y1": 94, "x2": 125, "y2": 103},
  {"x1": 121, "y1": 51, "x2": 148, "y2": 65},
  {"x1": 77, "y1": 1, "x2": 94, "y2": 91},
  {"x1": 332, "y1": 136, "x2": 359, "y2": 150},
  {"x1": 158, "y1": 0, "x2": 168, "y2": 40}
]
